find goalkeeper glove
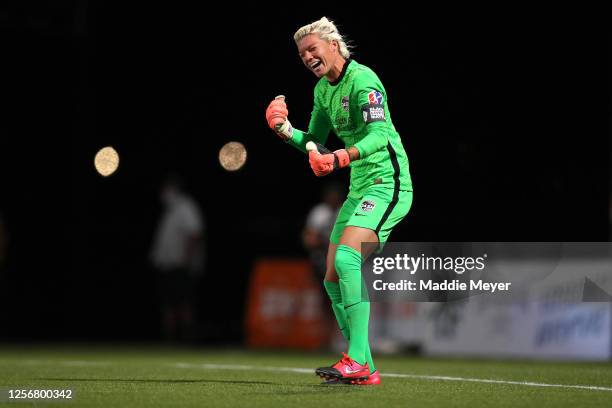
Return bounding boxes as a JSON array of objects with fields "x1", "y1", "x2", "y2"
[
  {"x1": 265, "y1": 98, "x2": 293, "y2": 140},
  {"x1": 308, "y1": 149, "x2": 350, "y2": 177}
]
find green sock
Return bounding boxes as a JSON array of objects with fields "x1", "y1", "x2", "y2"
[
  {"x1": 334, "y1": 244, "x2": 373, "y2": 369},
  {"x1": 323, "y1": 280, "x2": 350, "y2": 341},
  {"x1": 365, "y1": 343, "x2": 375, "y2": 374},
  {"x1": 324, "y1": 280, "x2": 376, "y2": 373}
]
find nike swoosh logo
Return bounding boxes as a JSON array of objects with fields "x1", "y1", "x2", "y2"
[
  {"x1": 354, "y1": 213, "x2": 367, "y2": 216},
  {"x1": 345, "y1": 367, "x2": 362, "y2": 374}
]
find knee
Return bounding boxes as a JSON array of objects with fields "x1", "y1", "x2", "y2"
[
  {"x1": 324, "y1": 274, "x2": 338, "y2": 283},
  {"x1": 334, "y1": 244, "x2": 362, "y2": 276},
  {"x1": 324, "y1": 265, "x2": 339, "y2": 282},
  {"x1": 334, "y1": 245, "x2": 364, "y2": 306}
]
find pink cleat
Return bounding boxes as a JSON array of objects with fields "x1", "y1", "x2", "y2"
[
  {"x1": 315, "y1": 352, "x2": 369, "y2": 381},
  {"x1": 350, "y1": 370, "x2": 381, "y2": 385}
]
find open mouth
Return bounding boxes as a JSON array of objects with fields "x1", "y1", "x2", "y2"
[{"x1": 309, "y1": 60, "x2": 322, "y2": 70}]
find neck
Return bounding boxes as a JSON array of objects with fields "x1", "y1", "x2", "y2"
[{"x1": 325, "y1": 57, "x2": 347, "y2": 82}]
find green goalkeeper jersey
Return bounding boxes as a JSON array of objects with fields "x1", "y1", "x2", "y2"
[{"x1": 288, "y1": 59, "x2": 413, "y2": 198}]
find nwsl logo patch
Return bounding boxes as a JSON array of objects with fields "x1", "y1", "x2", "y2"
[{"x1": 367, "y1": 91, "x2": 383, "y2": 105}]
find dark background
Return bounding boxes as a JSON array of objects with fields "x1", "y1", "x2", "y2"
[{"x1": 1, "y1": 3, "x2": 610, "y2": 342}]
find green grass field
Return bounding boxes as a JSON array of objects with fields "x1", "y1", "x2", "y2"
[{"x1": 0, "y1": 345, "x2": 611, "y2": 407}]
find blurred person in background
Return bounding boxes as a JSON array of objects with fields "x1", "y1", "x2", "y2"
[
  {"x1": 0, "y1": 211, "x2": 5, "y2": 332},
  {"x1": 609, "y1": 196, "x2": 612, "y2": 239},
  {"x1": 303, "y1": 182, "x2": 344, "y2": 347},
  {"x1": 0, "y1": 211, "x2": 6, "y2": 285},
  {"x1": 150, "y1": 174, "x2": 205, "y2": 343},
  {"x1": 302, "y1": 182, "x2": 344, "y2": 281}
]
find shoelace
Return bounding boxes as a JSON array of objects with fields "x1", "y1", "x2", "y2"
[{"x1": 340, "y1": 352, "x2": 354, "y2": 367}]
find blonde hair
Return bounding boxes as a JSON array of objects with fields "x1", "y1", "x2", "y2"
[{"x1": 294, "y1": 17, "x2": 351, "y2": 59}]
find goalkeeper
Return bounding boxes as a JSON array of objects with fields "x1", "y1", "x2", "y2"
[{"x1": 265, "y1": 17, "x2": 413, "y2": 385}]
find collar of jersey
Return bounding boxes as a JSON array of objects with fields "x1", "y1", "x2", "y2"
[{"x1": 328, "y1": 59, "x2": 353, "y2": 86}]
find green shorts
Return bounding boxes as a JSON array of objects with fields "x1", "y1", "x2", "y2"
[{"x1": 330, "y1": 185, "x2": 413, "y2": 246}]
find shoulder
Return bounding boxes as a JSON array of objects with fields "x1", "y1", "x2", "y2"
[
  {"x1": 350, "y1": 61, "x2": 381, "y2": 84},
  {"x1": 177, "y1": 196, "x2": 200, "y2": 216},
  {"x1": 314, "y1": 77, "x2": 328, "y2": 93},
  {"x1": 349, "y1": 62, "x2": 384, "y2": 96},
  {"x1": 308, "y1": 203, "x2": 330, "y2": 216},
  {"x1": 317, "y1": 201, "x2": 333, "y2": 211},
  {"x1": 306, "y1": 204, "x2": 334, "y2": 228}
]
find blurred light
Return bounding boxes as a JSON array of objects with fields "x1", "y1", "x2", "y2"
[
  {"x1": 219, "y1": 142, "x2": 247, "y2": 171},
  {"x1": 94, "y1": 146, "x2": 120, "y2": 177}
]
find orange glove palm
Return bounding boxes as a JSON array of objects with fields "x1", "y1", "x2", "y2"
[{"x1": 308, "y1": 148, "x2": 350, "y2": 177}]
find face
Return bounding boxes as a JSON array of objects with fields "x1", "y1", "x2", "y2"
[{"x1": 298, "y1": 34, "x2": 339, "y2": 77}]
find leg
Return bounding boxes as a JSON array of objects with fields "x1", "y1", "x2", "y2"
[
  {"x1": 324, "y1": 243, "x2": 339, "y2": 282},
  {"x1": 158, "y1": 269, "x2": 179, "y2": 341},
  {"x1": 335, "y1": 226, "x2": 378, "y2": 368},
  {"x1": 323, "y1": 243, "x2": 352, "y2": 342},
  {"x1": 321, "y1": 195, "x2": 356, "y2": 342},
  {"x1": 323, "y1": 227, "x2": 377, "y2": 347},
  {"x1": 338, "y1": 226, "x2": 379, "y2": 258},
  {"x1": 323, "y1": 238, "x2": 377, "y2": 373},
  {"x1": 317, "y1": 197, "x2": 377, "y2": 381},
  {"x1": 324, "y1": 188, "x2": 413, "y2": 383}
]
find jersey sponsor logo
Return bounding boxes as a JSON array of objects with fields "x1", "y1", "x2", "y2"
[
  {"x1": 361, "y1": 104, "x2": 386, "y2": 123},
  {"x1": 334, "y1": 116, "x2": 352, "y2": 131},
  {"x1": 341, "y1": 96, "x2": 349, "y2": 111},
  {"x1": 335, "y1": 116, "x2": 349, "y2": 127},
  {"x1": 360, "y1": 200, "x2": 376, "y2": 212},
  {"x1": 367, "y1": 90, "x2": 383, "y2": 105}
]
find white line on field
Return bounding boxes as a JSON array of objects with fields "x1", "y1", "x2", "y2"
[
  {"x1": 5, "y1": 359, "x2": 611, "y2": 393},
  {"x1": 174, "y1": 362, "x2": 612, "y2": 392},
  {"x1": 176, "y1": 363, "x2": 313, "y2": 374},
  {"x1": 0, "y1": 359, "x2": 111, "y2": 367}
]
